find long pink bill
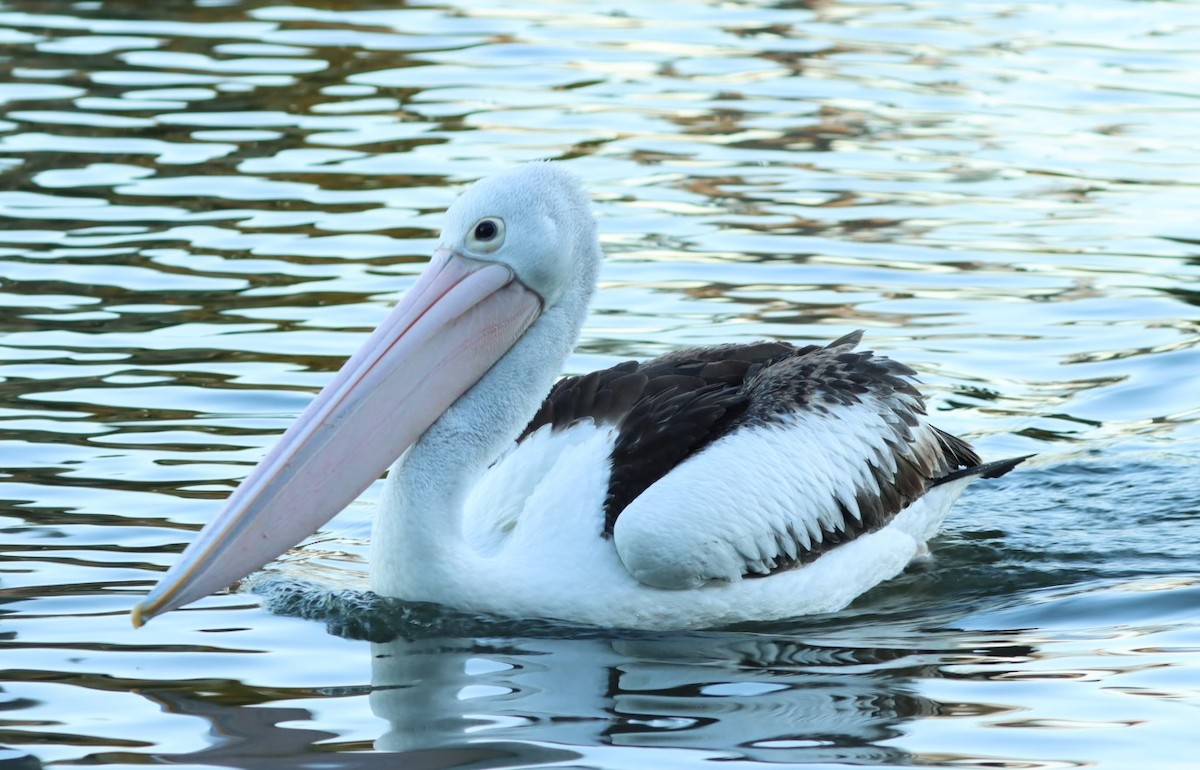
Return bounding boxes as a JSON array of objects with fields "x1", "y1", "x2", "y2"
[{"x1": 132, "y1": 251, "x2": 542, "y2": 627}]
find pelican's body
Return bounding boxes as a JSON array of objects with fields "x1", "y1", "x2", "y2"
[{"x1": 134, "y1": 163, "x2": 1025, "y2": 631}]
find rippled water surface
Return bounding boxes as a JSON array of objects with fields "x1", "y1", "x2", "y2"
[{"x1": 2, "y1": 0, "x2": 1199, "y2": 767}]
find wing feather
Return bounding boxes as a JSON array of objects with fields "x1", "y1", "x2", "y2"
[{"x1": 611, "y1": 334, "x2": 1014, "y2": 589}]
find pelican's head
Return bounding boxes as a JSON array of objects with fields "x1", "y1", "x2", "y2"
[
  {"x1": 439, "y1": 163, "x2": 600, "y2": 309},
  {"x1": 132, "y1": 163, "x2": 599, "y2": 627}
]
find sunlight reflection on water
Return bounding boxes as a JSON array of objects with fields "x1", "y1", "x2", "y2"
[{"x1": 0, "y1": 0, "x2": 1198, "y2": 767}]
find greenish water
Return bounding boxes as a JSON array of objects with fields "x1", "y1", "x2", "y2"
[{"x1": 1, "y1": 0, "x2": 1198, "y2": 768}]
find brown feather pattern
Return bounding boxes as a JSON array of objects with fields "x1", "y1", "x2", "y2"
[{"x1": 516, "y1": 331, "x2": 1026, "y2": 578}]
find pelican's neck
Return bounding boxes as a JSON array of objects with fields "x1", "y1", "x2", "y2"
[{"x1": 370, "y1": 272, "x2": 595, "y2": 597}]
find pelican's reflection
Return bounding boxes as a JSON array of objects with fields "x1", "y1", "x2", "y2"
[
  {"x1": 369, "y1": 631, "x2": 955, "y2": 764},
  {"x1": 253, "y1": 577, "x2": 1032, "y2": 763}
]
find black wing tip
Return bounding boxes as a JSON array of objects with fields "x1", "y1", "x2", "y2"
[
  {"x1": 933, "y1": 453, "x2": 1034, "y2": 486},
  {"x1": 981, "y1": 453, "x2": 1034, "y2": 478},
  {"x1": 828, "y1": 329, "x2": 866, "y2": 349}
]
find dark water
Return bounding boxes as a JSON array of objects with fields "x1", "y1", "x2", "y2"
[{"x1": 1, "y1": 0, "x2": 1198, "y2": 767}]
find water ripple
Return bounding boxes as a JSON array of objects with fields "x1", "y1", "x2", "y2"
[{"x1": 1, "y1": 0, "x2": 1198, "y2": 767}]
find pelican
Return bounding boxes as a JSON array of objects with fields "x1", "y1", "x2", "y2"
[{"x1": 133, "y1": 163, "x2": 1025, "y2": 630}]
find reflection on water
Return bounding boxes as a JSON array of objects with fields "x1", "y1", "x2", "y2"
[
  {"x1": 369, "y1": 634, "x2": 942, "y2": 764},
  {"x1": 1, "y1": 0, "x2": 1198, "y2": 767}
]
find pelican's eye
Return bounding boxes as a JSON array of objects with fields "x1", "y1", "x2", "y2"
[{"x1": 466, "y1": 217, "x2": 506, "y2": 254}]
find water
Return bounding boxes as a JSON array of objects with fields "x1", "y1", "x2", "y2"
[{"x1": 1, "y1": 0, "x2": 1198, "y2": 767}]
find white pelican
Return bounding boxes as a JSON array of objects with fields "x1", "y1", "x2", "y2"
[{"x1": 133, "y1": 163, "x2": 1025, "y2": 630}]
